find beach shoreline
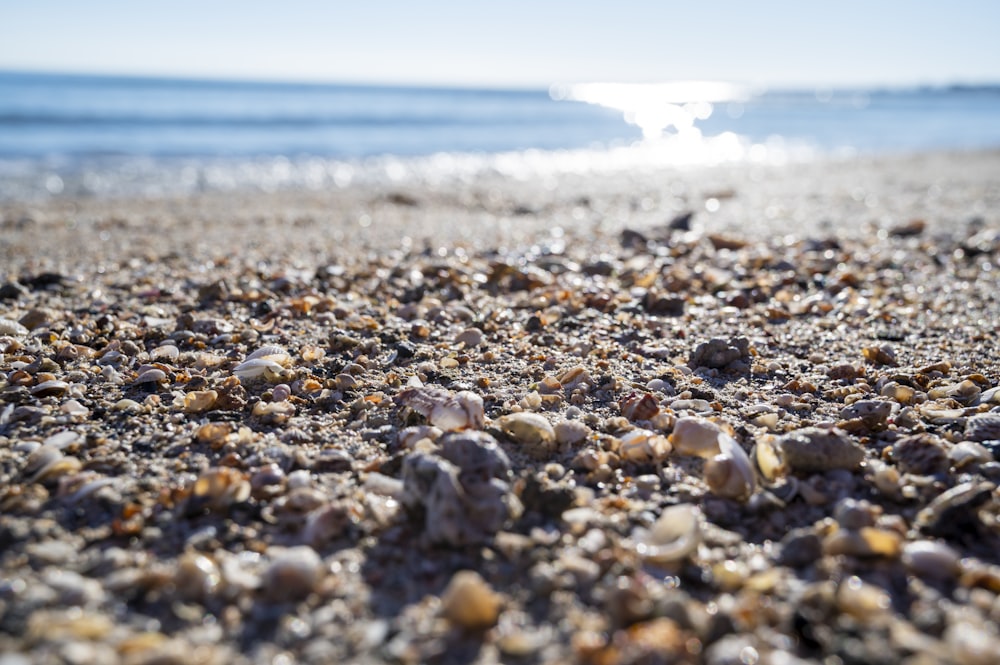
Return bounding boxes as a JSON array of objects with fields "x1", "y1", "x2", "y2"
[{"x1": 2, "y1": 148, "x2": 1000, "y2": 664}]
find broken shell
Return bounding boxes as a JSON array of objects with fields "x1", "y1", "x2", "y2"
[
  {"x1": 184, "y1": 467, "x2": 251, "y2": 515},
  {"x1": 496, "y1": 412, "x2": 556, "y2": 456},
  {"x1": 966, "y1": 412, "x2": 1000, "y2": 442},
  {"x1": 618, "y1": 429, "x2": 671, "y2": 463},
  {"x1": 401, "y1": 451, "x2": 518, "y2": 546},
  {"x1": 862, "y1": 344, "x2": 896, "y2": 366},
  {"x1": 669, "y1": 416, "x2": 727, "y2": 457},
  {"x1": 823, "y1": 526, "x2": 902, "y2": 558},
  {"x1": 398, "y1": 425, "x2": 443, "y2": 449},
  {"x1": 890, "y1": 433, "x2": 950, "y2": 475},
  {"x1": 183, "y1": 390, "x2": 218, "y2": 413},
  {"x1": 839, "y1": 400, "x2": 894, "y2": 431},
  {"x1": 396, "y1": 386, "x2": 485, "y2": 431},
  {"x1": 554, "y1": 419, "x2": 590, "y2": 446},
  {"x1": 631, "y1": 503, "x2": 701, "y2": 564},
  {"x1": 948, "y1": 440, "x2": 993, "y2": 468},
  {"x1": 755, "y1": 436, "x2": 788, "y2": 481},
  {"x1": 880, "y1": 381, "x2": 916, "y2": 405},
  {"x1": 440, "y1": 570, "x2": 502, "y2": 631},
  {"x1": 558, "y1": 365, "x2": 593, "y2": 390},
  {"x1": 0, "y1": 317, "x2": 29, "y2": 336},
  {"x1": 928, "y1": 380, "x2": 981, "y2": 405},
  {"x1": 30, "y1": 380, "x2": 70, "y2": 397},
  {"x1": 771, "y1": 427, "x2": 865, "y2": 473},
  {"x1": 620, "y1": 393, "x2": 660, "y2": 422},
  {"x1": 302, "y1": 502, "x2": 353, "y2": 548},
  {"x1": 669, "y1": 417, "x2": 755, "y2": 500}
]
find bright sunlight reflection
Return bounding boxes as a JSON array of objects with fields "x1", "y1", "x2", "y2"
[{"x1": 550, "y1": 80, "x2": 749, "y2": 139}]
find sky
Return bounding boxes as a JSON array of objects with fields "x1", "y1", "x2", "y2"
[{"x1": 2, "y1": 1, "x2": 999, "y2": 89}]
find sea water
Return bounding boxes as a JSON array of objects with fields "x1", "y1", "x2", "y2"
[{"x1": 1, "y1": 71, "x2": 999, "y2": 200}]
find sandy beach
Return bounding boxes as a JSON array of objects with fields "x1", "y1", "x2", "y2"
[{"x1": 2, "y1": 149, "x2": 1000, "y2": 664}]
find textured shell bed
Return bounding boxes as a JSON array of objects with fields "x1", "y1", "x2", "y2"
[{"x1": 2, "y1": 156, "x2": 1000, "y2": 665}]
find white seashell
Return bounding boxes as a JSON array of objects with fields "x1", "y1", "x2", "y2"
[
  {"x1": 669, "y1": 416, "x2": 726, "y2": 456},
  {"x1": 704, "y1": 454, "x2": 755, "y2": 501},
  {"x1": 396, "y1": 386, "x2": 485, "y2": 431},
  {"x1": 247, "y1": 345, "x2": 289, "y2": 361},
  {"x1": 495, "y1": 412, "x2": 556, "y2": 457},
  {"x1": 43, "y1": 430, "x2": 81, "y2": 450},
  {"x1": 0, "y1": 317, "x2": 29, "y2": 337},
  {"x1": 755, "y1": 436, "x2": 788, "y2": 481},
  {"x1": 151, "y1": 344, "x2": 179, "y2": 361},
  {"x1": 30, "y1": 380, "x2": 70, "y2": 397},
  {"x1": 618, "y1": 428, "x2": 671, "y2": 463},
  {"x1": 980, "y1": 385, "x2": 1000, "y2": 404},
  {"x1": 631, "y1": 503, "x2": 702, "y2": 564},
  {"x1": 132, "y1": 368, "x2": 167, "y2": 385},
  {"x1": 233, "y1": 358, "x2": 285, "y2": 379},
  {"x1": 554, "y1": 419, "x2": 590, "y2": 446},
  {"x1": 670, "y1": 416, "x2": 755, "y2": 500}
]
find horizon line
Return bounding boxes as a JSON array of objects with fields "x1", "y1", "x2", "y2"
[{"x1": 3, "y1": 66, "x2": 1000, "y2": 95}]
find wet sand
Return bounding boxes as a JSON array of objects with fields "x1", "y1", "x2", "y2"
[{"x1": 2, "y1": 149, "x2": 1000, "y2": 664}]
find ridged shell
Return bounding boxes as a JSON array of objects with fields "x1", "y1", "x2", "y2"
[
  {"x1": 771, "y1": 426, "x2": 865, "y2": 472},
  {"x1": 966, "y1": 413, "x2": 1000, "y2": 442},
  {"x1": 620, "y1": 393, "x2": 660, "y2": 422},
  {"x1": 233, "y1": 358, "x2": 285, "y2": 379}
]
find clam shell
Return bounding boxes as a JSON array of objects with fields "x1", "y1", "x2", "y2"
[
  {"x1": 495, "y1": 412, "x2": 556, "y2": 456},
  {"x1": 30, "y1": 380, "x2": 70, "y2": 397},
  {"x1": 132, "y1": 368, "x2": 167, "y2": 385},
  {"x1": 631, "y1": 503, "x2": 701, "y2": 564},
  {"x1": 233, "y1": 358, "x2": 284, "y2": 379}
]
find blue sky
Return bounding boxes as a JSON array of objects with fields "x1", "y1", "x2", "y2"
[{"x1": 2, "y1": 1, "x2": 998, "y2": 88}]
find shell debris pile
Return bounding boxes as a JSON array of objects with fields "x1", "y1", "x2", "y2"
[{"x1": 2, "y1": 155, "x2": 1000, "y2": 664}]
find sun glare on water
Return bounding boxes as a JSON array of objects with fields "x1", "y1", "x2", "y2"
[
  {"x1": 547, "y1": 80, "x2": 778, "y2": 167},
  {"x1": 551, "y1": 80, "x2": 749, "y2": 140}
]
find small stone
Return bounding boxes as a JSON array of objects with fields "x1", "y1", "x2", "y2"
[
  {"x1": 261, "y1": 546, "x2": 324, "y2": 603},
  {"x1": 440, "y1": 571, "x2": 501, "y2": 631},
  {"x1": 456, "y1": 327, "x2": 484, "y2": 347},
  {"x1": 689, "y1": 336, "x2": 751, "y2": 370}
]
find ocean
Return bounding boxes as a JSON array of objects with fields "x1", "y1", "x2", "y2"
[{"x1": 2, "y1": 71, "x2": 999, "y2": 200}]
